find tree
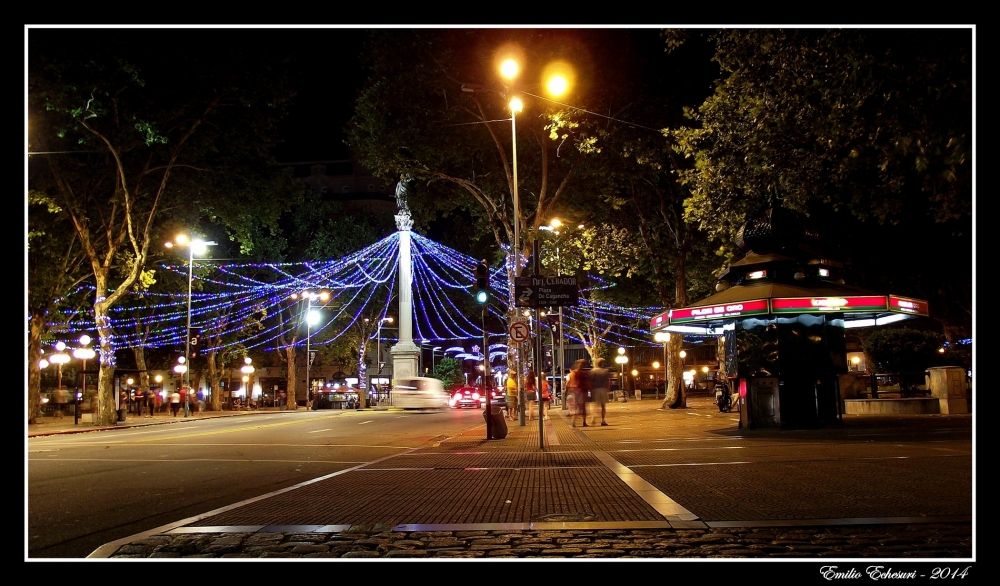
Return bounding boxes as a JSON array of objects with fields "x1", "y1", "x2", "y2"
[
  {"x1": 28, "y1": 30, "x2": 297, "y2": 425},
  {"x1": 670, "y1": 28, "x2": 972, "y2": 341},
  {"x1": 430, "y1": 357, "x2": 465, "y2": 389},
  {"x1": 26, "y1": 191, "x2": 91, "y2": 423}
]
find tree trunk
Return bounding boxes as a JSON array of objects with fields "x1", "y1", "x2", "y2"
[
  {"x1": 207, "y1": 348, "x2": 222, "y2": 412},
  {"x1": 661, "y1": 335, "x2": 686, "y2": 409},
  {"x1": 284, "y1": 344, "x2": 298, "y2": 410},
  {"x1": 135, "y1": 347, "x2": 150, "y2": 397},
  {"x1": 27, "y1": 314, "x2": 45, "y2": 424}
]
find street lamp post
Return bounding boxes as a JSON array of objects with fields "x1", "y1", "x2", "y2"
[
  {"x1": 72, "y1": 335, "x2": 95, "y2": 425},
  {"x1": 154, "y1": 375, "x2": 163, "y2": 415},
  {"x1": 615, "y1": 347, "x2": 629, "y2": 403},
  {"x1": 166, "y1": 235, "x2": 216, "y2": 395},
  {"x1": 241, "y1": 357, "x2": 255, "y2": 406},
  {"x1": 49, "y1": 344, "x2": 70, "y2": 420},
  {"x1": 174, "y1": 357, "x2": 188, "y2": 410},
  {"x1": 375, "y1": 317, "x2": 394, "y2": 404},
  {"x1": 431, "y1": 346, "x2": 442, "y2": 373},
  {"x1": 291, "y1": 289, "x2": 332, "y2": 410},
  {"x1": 654, "y1": 332, "x2": 669, "y2": 400}
]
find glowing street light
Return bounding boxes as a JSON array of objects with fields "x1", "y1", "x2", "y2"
[
  {"x1": 241, "y1": 356, "x2": 255, "y2": 401},
  {"x1": 614, "y1": 347, "x2": 629, "y2": 403},
  {"x1": 291, "y1": 289, "x2": 330, "y2": 410},
  {"x1": 166, "y1": 234, "x2": 217, "y2": 393}
]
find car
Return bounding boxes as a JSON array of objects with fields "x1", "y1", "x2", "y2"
[
  {"x1": 391, "y1": 377, "x2": 449, "y2": 410},
  {"x1": 449, "y1": 386, "x2": 486, "y2": 409}
]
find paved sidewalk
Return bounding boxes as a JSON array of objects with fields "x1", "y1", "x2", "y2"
[{"x1": 30, "y1": 395, "x2": 974, "y2": 560}]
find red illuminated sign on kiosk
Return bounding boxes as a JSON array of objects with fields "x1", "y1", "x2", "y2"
[
  {"x1": 888, "y1": 296, "x2": 929, "y2": 316},
  {"x1": 650, "y1": 311, "x2": 670, "y2": 331},
  {"x1": 668, "y1": 299, "x2": 769, "y2": 324},
  {"x1": 770, "y1": 296, "x2": 889, "y2": 314}
]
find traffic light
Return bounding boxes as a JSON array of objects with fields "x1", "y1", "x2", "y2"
[{"x1": 473, "y1": 260, "x2": 489, "y2": 304}]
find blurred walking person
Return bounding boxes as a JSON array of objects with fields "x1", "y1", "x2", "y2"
[
  {"x1": 589, "y1": 358, "x2": 611, "y2": 426},
  {"x1": 525, "y1": 368, "x2": 538, "y2": 421},
  {"x1": 568, "y1": 359, "x2": 590, "y2": 427},
  {"x1": 170, "y1": 390, "x2": 181, "y2": 417},
  {"x1": 145, "y1": 388, "x2": 156, "y2": 418}
]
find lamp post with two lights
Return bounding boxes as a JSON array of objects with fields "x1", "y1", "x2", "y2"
[
  {"x1": 290, "y1": 289, "x2": 331, "y2": 410},
  {"x1": 614, "y1": 347, "x2": 629, "y2": 402},
  {"x1": 73, "y1": 335, "x2": 95, "y2": 424},
  {"x1": 374, "y1": 317, "x2": 394, "y2": 403},
  {"x1": 654, "y1": 332, "x2": 670, "y2": 400},
  {"x1": 165, "y1": 234, "x2": 217, "y2": 395}
]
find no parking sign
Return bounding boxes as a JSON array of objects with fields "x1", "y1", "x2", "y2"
[{"x1": 508, "y1": 321, "x2": 530, "y2": 343}]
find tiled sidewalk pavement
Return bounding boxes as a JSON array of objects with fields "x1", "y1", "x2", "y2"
[{"x1": 108, "y1": 524, "x2": 971, "y2": 559}]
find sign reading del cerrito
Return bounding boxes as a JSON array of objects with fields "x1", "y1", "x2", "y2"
[
  {"x1": 771, "y1": 295, "x2": 889, "y2": 314},
  {"x1": 668, "y1": 299, "x2": 769, "y2": 324},
  {"x1": 888, "y1": 295, "x2": 929, "y2": 316}
]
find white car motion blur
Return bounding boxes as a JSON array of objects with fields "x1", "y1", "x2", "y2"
[{"x1": 391, "y1": 377, "x2": 449, "y2": 410}]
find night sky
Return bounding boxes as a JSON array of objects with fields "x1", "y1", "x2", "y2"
[{"x1": 26, "y1": 26, "x2": 371, "y2": 162}]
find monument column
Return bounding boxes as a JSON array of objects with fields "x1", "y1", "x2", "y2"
[{"x1": 391, "y1": 178, "x2": 420, "y2": 380}]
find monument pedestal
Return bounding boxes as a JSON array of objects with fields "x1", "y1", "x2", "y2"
[{"x1": 391, "y1": 341, "x2": 420, "y2": 382}]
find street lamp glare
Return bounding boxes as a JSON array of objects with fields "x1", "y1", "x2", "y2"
[
  {"x1": 509, "y1": 97, "x2": 523, "y2": 114},
  {"x1": 617, "y1": 347, "x2": 626, "y2": 356},
  {"x1": 79, "y1": 334, "x2": 91, "y2": 346},
  {"x1": 547, "y1": 75, "x2": 568, "y2": 96},
  {"x1": 550, "y1": 218, "x2": 563, "y2": 229},
  {"x1": 500, "y1": 58, "x2": 519, "y2": 80},
  {"x1": 541, "y1": 60, "x2": 575, "y2": 97},
  {"x1": 55, "y1": 341, "x2": 66, "y2": 352}
]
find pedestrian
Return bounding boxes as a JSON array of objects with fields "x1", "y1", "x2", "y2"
[
  {"x1": 170, "y1": 390, "x2": 181, "y2": 417},
  {"x1": 133, "y1": 388, "x2": 144, "y2": 415},
  {"x1": 505, "y1": 373, "x2": 518, "y2": 420},
  {"x1": 590, "y1": 358, "x2": 611, "y2": 426},
  {"x1": 187, "y1": 388, "x2": 197, "y2": 416},
  {"x1": 145, "y1": 388, "x2": 156, "y2": 418},
  {"x1": 180, "y1": 387, "x2": 191, "y2": 417},
  {"x1": 540, "y1": 376, "x2": 552, "y2": 420},
  {"x1": 197, "y1": 389, "x2": 205, "y2": 414},
  {"x1": 525, "y1": 369, "x2": 537, "y2": 421},
  {"x1": 155, "y1": 391, "x2": 163, "y2": 414},
  {"x1": 568, "y1": 359, "x2": 590, "y2": 427}
]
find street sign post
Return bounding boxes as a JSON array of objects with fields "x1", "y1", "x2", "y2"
[{"x1": 514, "y1": 275, "x2": 579, "y2": 308}]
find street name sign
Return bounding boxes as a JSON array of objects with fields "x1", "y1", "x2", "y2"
[{"x1": 515, "y1": 275, "x2": 579, "y2": 308}]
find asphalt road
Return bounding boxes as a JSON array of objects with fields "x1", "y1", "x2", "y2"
[{"x1": 27, "y1": 407, "x2": 484, "y2": 558}]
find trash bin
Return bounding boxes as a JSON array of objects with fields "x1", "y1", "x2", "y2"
[{"x1": 117, "y1": 408, "x2": 127, "y2": 422}]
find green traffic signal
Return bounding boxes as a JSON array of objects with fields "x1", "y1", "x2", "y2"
[{"x1": 473, "y1": 260, "x2": 489, "y2": 303}]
